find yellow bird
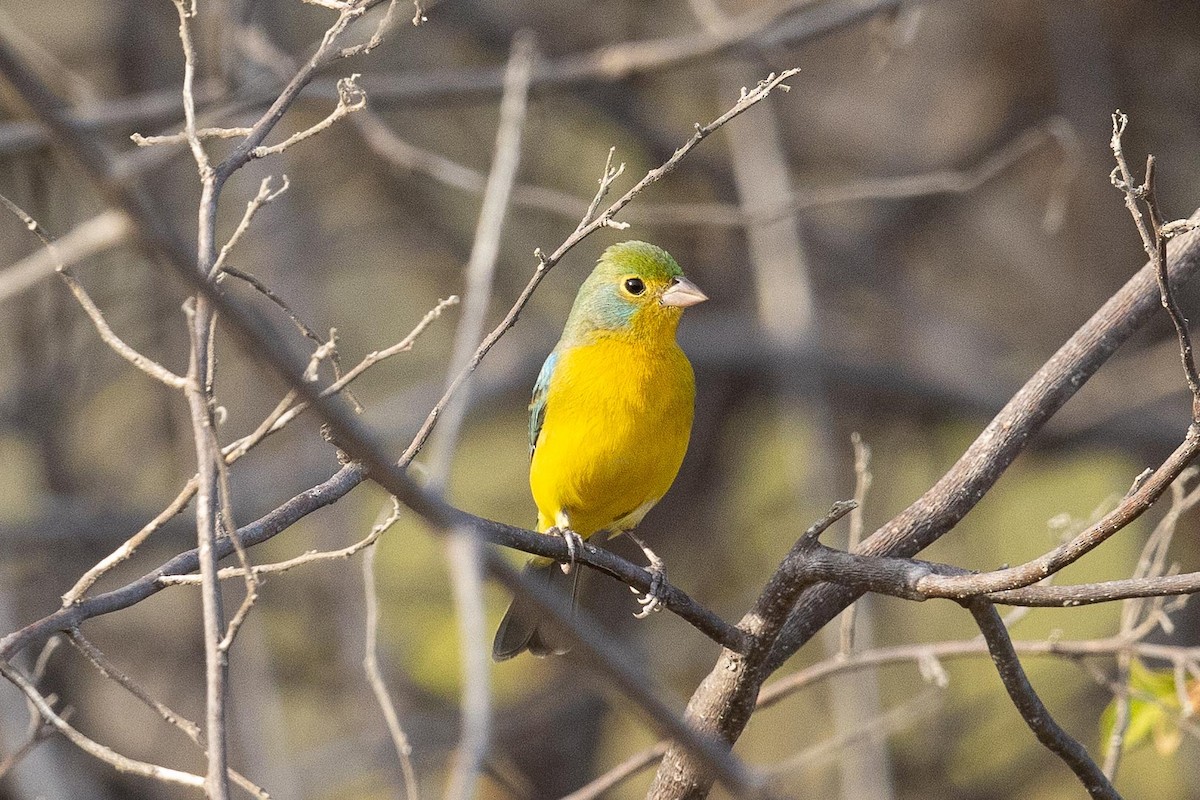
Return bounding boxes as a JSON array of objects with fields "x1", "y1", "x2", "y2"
[{"x1": 493, "y1": 241, "x2": 707, "y2": 660}]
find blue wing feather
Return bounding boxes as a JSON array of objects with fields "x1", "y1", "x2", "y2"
[{"x1": 529, "y1": 350, "x2": 559, "y2": 457}]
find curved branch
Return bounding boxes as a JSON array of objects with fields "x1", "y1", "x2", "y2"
[
  {"x1": 767, "y1": 207, "x2": 1200, "y2": 673},
  {"x1": 967, "y1": 600, "x2": 1120, "y2": 799}
]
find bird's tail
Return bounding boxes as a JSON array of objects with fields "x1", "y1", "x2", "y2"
[{"x1": 492, "y1": 558, "x2": 579, "y2": 661}]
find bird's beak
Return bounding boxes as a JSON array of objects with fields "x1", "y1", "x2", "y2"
[{"x1": 660, "y1": 276, "x2": 708, "y2": 308}]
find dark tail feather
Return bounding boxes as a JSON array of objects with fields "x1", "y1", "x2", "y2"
[{"x1": 492, "y1": 559, "x2": 579, "y2": 661}]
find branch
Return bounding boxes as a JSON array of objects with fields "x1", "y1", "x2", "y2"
[
  {"x1": 0, "y1": 660, "x2": 206, "y2": 790},
  {"x1": 967, "y1": 600, "x2": 1120, "y2": 799},
  {"x1": 0, "y1": 209, "x2": 129, "y2": 303},
  {"x1": 427, "y1": 30, "x2": 535, "y2": 800},
  {"x1": 360, "y1": 501, "x2": 419, "y2": 800},
  {"x1": 168, "y1": 2, "x2": 232, "y2": 794},
  {"x1": 213, "y1": 0, "x2": 391, "y2": 181},
  {"x1": 910, "y1": 425, "x2": 1200, "y2": 598},
  {"x1": 249, "y1": 73, "x2": 365, "y2": 159},
  {"x1": 0, "y1": 465, "x2": 748, "y2": 659},
  {"x1": 647, "y1": 502, "x2": 856, "y2": 799},
  {"x1": 1109, "y1": 111, "x2": 1200, "y2": 410},
  {"x1": 0, "y1": 195, "x2": 187, "y2": 389},
  {"x1": 66, "y1": 631, "x2": 268, "y2": 799},
  {"x1": 0, "y1": 0, "x2": 895, "y2": 157},
  {"x1": 766, "y1": 208, "x2": 1200, "y2": 672},
  {"x1": 579, "y1": 635, "x2": 1200, "y2": 798}
]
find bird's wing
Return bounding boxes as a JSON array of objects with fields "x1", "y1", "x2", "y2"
[{"x1": 529, "y1": 350, "x2": 559, "y2": 457}]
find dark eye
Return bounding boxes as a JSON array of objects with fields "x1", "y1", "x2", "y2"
[{"x1": 624, "y1": 277, "x2": 646, "y2": 295}]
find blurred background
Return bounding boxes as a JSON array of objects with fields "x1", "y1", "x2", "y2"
[{"x1": 1, "y1": 0, "x2": 1199, "y2": 798}]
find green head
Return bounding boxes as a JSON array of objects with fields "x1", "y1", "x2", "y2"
[{"x1": 562, "y1": 241, "x2": 707, "y2": 342}]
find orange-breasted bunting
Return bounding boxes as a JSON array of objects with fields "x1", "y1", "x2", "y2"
[{"x1": 492, "y1": 241, "x2": 707, "y2": 660}]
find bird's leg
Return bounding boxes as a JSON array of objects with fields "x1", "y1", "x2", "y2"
[
  {"x1": 549, "y1": 526, "x2": 585, "y2": 574},
  {"x1": 625, "y1": 532, "x2": 667, "y2": 618}
]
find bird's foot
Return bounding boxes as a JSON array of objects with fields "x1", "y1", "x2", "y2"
[
  {"x1": 627, "y1": 533, "x2": 667, "y2": 618},
  {"x1": 549, "y1": 527, "x2": 585, "y2": 574}
]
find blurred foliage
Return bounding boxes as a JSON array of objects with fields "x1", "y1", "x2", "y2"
[{"x1": 1100, "y1": 659, "x2": 1199, "y2": 760}]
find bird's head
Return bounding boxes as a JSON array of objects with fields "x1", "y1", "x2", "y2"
[{"x1": 564, "y1": 241, "x2": 707, "y2": 341}]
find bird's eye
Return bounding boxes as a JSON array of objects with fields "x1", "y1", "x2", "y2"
[{"x1": 624, "y1": 277, "x2": 646, "y2": 296}]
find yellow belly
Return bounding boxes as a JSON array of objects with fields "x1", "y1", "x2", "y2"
[{"x1": 529, "y1": 334, "x2": 695, "y2": 538}]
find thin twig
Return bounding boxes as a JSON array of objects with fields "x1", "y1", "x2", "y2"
[
  {"x1": 0, "y1": 194, "x2": 187, "y2": 389},
  {"x1": 212, "y1": 425, "x2": 258, "y2": 654},
  {"x1": 250, "y1": 74, "x2": 365, "y2": 159},
  {"x1": 0, "y1": 660, "x2": 206, "y2": 790},
  {"x1": 0, "y1": 209, "x2": 129, "y2": 304},
  {"x1": 61, "y1": 477, "x2": 198, "y2": 605},
  {"x1": 66, "y1": 631, "x2": 269, "y2": 799},
  {"x1": 161, "y1": 488, "x2": 406, "y2": 584},
  {"x1": 839, "y1": 432, "x2": 872, "y2": 655},
  {"x1": 1109, "y1": 112, "x2": 1200, "y2": 410},
  {"x1": 131, "y1": 125, "x2": 254, "y2": 146},
  {"x1": 361, "y1": 498, "x2": 420, "y2": 800},
  {"x1": 211, "y1": 175, "x2": 290, "y2": 276},
  {"x1": 339, "y1": 0, "x2": 401, "y2": 56}
]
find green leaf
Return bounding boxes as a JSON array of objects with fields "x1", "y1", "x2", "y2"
[{"x1": 1100, "y1": 658, "x2": 1186, "y2": 758}]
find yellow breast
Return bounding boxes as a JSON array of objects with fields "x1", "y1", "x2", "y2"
[{"x1": 529, "y1": 332, "x2": 695, "y2": 538}]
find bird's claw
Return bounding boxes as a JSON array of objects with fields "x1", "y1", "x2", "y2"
[
  {"x1": 551, "y1": 527, "x2": 584, "y2": 574},
  {"x1": 631, "y1": 563, "x2": 667, "y2": 618},
  {"x1": 627, "y1": 533, "x2": 667, "y2": 619}
]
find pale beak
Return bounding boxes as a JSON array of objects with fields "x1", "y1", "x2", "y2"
[{"x1": 660, "y1": 276, "x2": 708, "y2": 308}]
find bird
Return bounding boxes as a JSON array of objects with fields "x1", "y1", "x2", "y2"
[{"x1": 492, "y1": 240, "x2": 707, "y2": 660}]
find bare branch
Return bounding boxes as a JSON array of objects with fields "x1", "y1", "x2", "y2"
[
  {"x1": 647, "y1": 501, "x2": 856, "y2": 799},
  {"x1": 170, "y1": 0, "x2": 211, "y2": 177},
  {"x1": 249, "y1": 74, "x2": 366, "y2": 159},
  {"x1": 0, "y1": 194, "x2": 187, "y2": 389},
  {"x1": 62, "y1": 293, "x2": 454, "y2": 605},
  {"x1": 769, "y1": 209, "x2": 1200, "y2": 672},
  {"x1": 0, "y1": 660, "x2": 206, "y2": 790},
  {"x1": 214, "y1": 0, "x2": 393, "y2": 181},
  {"x1": 967, "y1": 600, "x2": 1120, "y2": 799},
  {"x1": 424, "y1": 30, "x2": 535, "y2": 800},
  {"x1": 212, "y1": 175, "x2": 290, "y2": 276},
  {"x1": 587, "y1": 635, "x2": 1200, "y2": 798},
  {"x1": 66, "y1": 632, "x2": 268, "y2": 799},
  {"x1": 131, "y1": 126, "x2": 254, "y2": 146},
  {"x1": 838, "y1": 432, "x2": 872, "y2": 655},
  {"x1": 0, "y1": 209, "x2": 129, "y2": 304},
  {"x1": 361, "y1": 501, "x2": 420, "y2": 800},
  {"x1": 160, "y1": 492, "x2": 404, "y2": 584},
  {"x1": 912, "y1": 426, "x2": 1200, "y2": 598},
  {"x1": 1110, "y1": 111, "x2": 1200, "y2": 410}
]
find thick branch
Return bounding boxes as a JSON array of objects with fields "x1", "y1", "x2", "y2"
[
  {"x1": 766, "y1": 209, "x2": 1200, "y2": 673},
  {"x1": 647, "y1": 503, "x2": 856, "y2": 800}
]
